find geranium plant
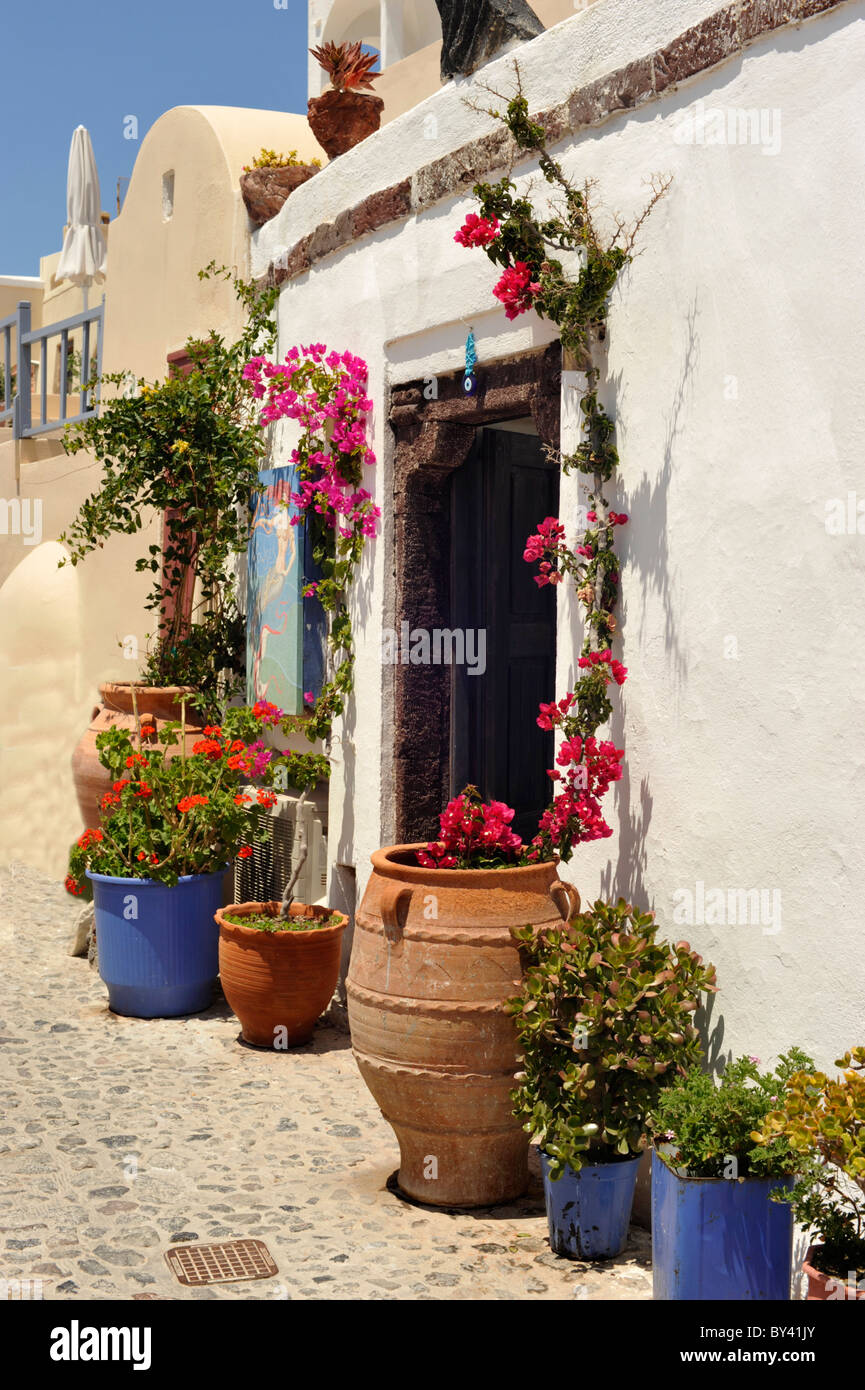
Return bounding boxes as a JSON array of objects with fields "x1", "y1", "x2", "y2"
[
  {"x1": 650, "y1": 1049, "x2": 816, "y2": 1180},
  {"x1": 506, "y1": 900, "x2": 718, "y2": 1178},
  {"x1": 65, "y1": 701, "x2": 286, "y2": 891},
  {"x1": 753, "y1": 1049, "x2": 865, "y2": 1283}
]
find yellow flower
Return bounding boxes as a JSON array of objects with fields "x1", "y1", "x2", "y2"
[{"x1": 171, "y1": 440, "x2": 191, "y2": 454}]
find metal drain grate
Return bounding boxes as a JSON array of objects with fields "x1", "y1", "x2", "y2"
[{"x1": 164, "y1": 1239, "x2": 278, "y2": 1287}]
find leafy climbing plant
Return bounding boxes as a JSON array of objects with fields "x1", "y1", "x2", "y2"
[
  {"x1": 58, "y1": 263, "x2": 278, "y2": 715},
  {"x1": 454, "y1": 65, "x2": 670, "y2": 861}
]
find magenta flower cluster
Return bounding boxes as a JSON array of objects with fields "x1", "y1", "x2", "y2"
[
  {"x1": 242, "y1": 344, "x2": 381, "y2": 541},
  {"x1": 418, "y1": 791, "x2": 524, "y2": 870}
]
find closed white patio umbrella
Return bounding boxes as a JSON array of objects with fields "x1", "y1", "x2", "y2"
[{"x1": 56, "y1": 125, "x2": 107, "y2": 308}]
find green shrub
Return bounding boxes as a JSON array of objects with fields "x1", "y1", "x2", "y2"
[{"x1": 506, "y1": 899, "x2": 717, "y2": 1177}]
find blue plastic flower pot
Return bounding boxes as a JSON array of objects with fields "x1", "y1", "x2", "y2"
[
  {"x1": 651, "y1": 1148, "x2": 793, "y2": 1300},
  {"x1": 87, "y1": 869, "x2": 226, "y2": 1019},
  {"x1": 541, "y1": 1150, "x2": 641, "y2": 1259}
]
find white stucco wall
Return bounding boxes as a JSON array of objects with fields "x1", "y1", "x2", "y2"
[{"x1": 257, "y1": 0, "x2": 865, "y2": 1069}]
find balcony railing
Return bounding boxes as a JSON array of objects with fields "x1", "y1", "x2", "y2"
[{"x1": 0, "y1": 297, "x2": 104, "y2": 439}]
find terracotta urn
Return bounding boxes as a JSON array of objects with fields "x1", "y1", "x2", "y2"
[
  {"x1": 307, "y1": 90, "x2": 384, "y2": 159},
  {"x1": 216, "y1": 900, "x2": 348, "y2": 1048},
  {"x1": 803, "y1": 1245, "x2": 865, "y2": 1300},
  {"x1": 71, "y1": 683, "x2": 206, "y2": 831},
  {"x1": 346, "y1": 845, "x2": 580, "y2": 1208},
  {"x1": 240, "y1": 164, "x2": 319, "y2": 228}
]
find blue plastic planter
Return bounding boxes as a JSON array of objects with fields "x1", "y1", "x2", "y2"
[
  {"x1": 652, "y1": 1148, "x2": 793, "y2": 1300},
  {"x1": 541, "y1": 1150, "x2": 641, "y2": 1259},
  {"x1": 88, "y1": 869, "x2": 225, "y2": 1019}
]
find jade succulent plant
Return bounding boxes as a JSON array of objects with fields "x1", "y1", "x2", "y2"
[{"x1": 506, "y1": 899, "x2": 717, "y2": 1178}]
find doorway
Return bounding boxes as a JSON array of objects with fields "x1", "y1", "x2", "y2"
[{"x1": 450, "y1": 423, "x2": 559, "y2": 841}]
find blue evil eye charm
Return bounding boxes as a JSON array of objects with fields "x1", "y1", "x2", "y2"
[{"x1": 464, "y1": 329, "x2": 478, "y2": 395}]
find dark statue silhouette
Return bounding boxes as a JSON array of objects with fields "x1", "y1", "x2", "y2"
[{"x1": 434, "y1": 0, "x2": 545, "y2": 81}]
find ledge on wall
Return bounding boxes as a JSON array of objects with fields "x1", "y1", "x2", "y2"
[{"x1": 254, "y1": 0, "x2": 853, "y2": 292}]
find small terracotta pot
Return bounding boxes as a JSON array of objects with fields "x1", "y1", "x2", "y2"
[
  {"x1": 240, "y1": 164, "x2": 319, "y2": 228},
  {"x1": 307, "y1": 89, "x2": 384, "y2": 159},
  {"x1": 71, "y1": 683, "x2": 206, "y2": 831},
  {"x1": 803, "y1": 1245, "x2": 865, "y2": 1300},
  {"x1": 216, "y1": 900, "x2": 348, "y2": 1048}
]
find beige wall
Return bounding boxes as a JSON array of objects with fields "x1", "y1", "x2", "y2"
[
  {"x1": 103, "y1": 106, "x2": 325, "y2": 381},
  {"x1": 0, "y1": 105, "x2": 325, "y2": 875}
]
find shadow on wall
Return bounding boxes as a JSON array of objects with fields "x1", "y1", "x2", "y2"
[
  {"x1": 596, "y1": 299, "x2": 700, "y2": 910},
  {"x1": 0, "y1": 541, "x2": 83, "y2": 876}
]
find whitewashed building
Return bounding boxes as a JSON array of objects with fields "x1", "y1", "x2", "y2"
[{"x1": 252, "y1": 0, "x2": 865, "y2": 1067}]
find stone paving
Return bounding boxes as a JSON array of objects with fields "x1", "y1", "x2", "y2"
[{"x1": 0, "y1": 863, "x2": 652, "y2": 1302}]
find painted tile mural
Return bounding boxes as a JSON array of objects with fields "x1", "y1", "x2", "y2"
[{"x1": 246, "y1": 469, "x2": 325, "y2": 714}]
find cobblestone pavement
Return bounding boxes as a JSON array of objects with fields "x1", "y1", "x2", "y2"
[{"x1": 0, "y1": 864, "x2": 652, "y2": 1302}]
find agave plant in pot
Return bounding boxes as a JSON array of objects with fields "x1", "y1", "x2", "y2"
[
  {"x1": 506, "y1": 899, "x2": 717, "y2": 1259},
  {"x1": 66, "y1": 702, "x2": 281, "y2": 1019},
  {"x1": 650, "y1": 1048, "x2": 815, "y2": 1300},
  {"x1": 754, "y1": 1047, "x2": 865, "y2": 1300},
  {"x1": 307, "y1": 40, "x2": 383, "y2": 158}
]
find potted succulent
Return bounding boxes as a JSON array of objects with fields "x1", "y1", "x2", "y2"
[
  {"x1": 66, "y1": 700, "x2": 280, "y2": 1018},
  {"x1": 506, "y1": 899, "x2": 717, "y2": 1259},
  {"x1": 307, "y1": 40, "x2": 384, "y2": 158},
  {"x1": 60, "y1": 267, "x2": 276, "y2": 829},
  {"x1": 754, "y1": 1048, "x2": 865, "y2": 1300},
  {"x1": 650, "y1": 1049, "x2": 815, "y2": 1300},
  {"x1": 240, "y1": 147, "x2": 322, "y2": 228}
]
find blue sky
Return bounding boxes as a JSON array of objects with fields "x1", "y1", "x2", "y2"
[{"x1": 4, "y1": 0, "x2": 311, "y2": 275}]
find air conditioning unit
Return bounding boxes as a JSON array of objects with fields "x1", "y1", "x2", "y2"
[{"x1": 233, "y1": 793, "x2": 328, "y2": 908}]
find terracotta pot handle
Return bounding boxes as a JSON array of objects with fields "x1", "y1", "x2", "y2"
[
  {"x1": 550, "y1": 880, "x2": 581, "y2": 923},
  {"x1": 138, "y1": 713, "x2": 158, "y2": 743},
  {"x1": 380, "y1": 882, "x2": 413, "y2": 945}
]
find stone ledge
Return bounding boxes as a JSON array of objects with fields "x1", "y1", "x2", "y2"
[{"x1": 260, "y1": 0, "x2": 855, "y2": 291}]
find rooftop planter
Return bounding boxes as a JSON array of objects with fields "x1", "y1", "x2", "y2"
[
  {"x1": 308, "y1": 40, "x2": 383, "y2": 159},
  {"x1": 240, "y1": 148, "x2": 321, "y2": 228}
]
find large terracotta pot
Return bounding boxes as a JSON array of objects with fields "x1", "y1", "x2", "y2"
[
  {"x1": 307, "y1": 89, "x2": 384, "y2": 159},
  {"x1": 216, "y1": 900, "x2": 348, "y2": 1048},
  {"x1": 71, "y1": 683, "x2": 206, "y2": 831},
  {"x1": 240, "y1": 165, "x2": 319, "y2": 228},
  {"x1": 803, "y1": 1245, "x2": 865, "y2": 1300},
  {"x1": 346, "y1": 845, "x2": 580, "y2": 1209}
]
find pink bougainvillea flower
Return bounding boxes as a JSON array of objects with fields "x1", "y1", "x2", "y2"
[
  {"x1": 454, "y1": 213, "x2": 501, "y2": 248},
  {"x1": 492, "y1": 262, "x2": 542, "y2": 320}
]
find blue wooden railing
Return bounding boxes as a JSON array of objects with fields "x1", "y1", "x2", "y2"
[{"x1": 0, "y1": 297, "x2": 104, "y2": 438}]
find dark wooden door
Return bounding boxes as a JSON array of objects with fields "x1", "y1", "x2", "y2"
[{"x1": 450, "y1": 427, "x2": 559, "y2": 842}]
